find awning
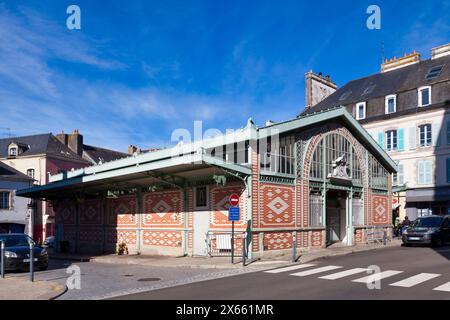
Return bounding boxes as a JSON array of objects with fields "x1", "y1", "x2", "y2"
[
  {"x1": 16, "y1": 151, "x2": 251, "y2": 200},
  {"x1": 406, "y1": 188, "x2": 450, "y2": 202}
]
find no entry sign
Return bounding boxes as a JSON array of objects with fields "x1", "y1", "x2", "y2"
[{"x1": 229, "y1": 194, "x2": 239, "y2": 207}]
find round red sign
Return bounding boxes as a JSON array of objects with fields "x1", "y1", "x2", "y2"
[{"x1": 229, "y1": 194, "x2": 240, "y2": 207}]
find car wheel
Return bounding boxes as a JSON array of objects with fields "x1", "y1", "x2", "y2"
[
  {"x1": 433, "y1": 238, "x2": 443, "y2": 247},
  {"x1": 38, "y1": 266, "x2": 48, "y2": 271}
]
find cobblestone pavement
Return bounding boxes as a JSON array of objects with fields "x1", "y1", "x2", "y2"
[{"x1": 6, "y1": 258, "x2": 281, "y2": 300}]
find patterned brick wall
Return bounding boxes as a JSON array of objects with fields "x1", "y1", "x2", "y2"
[
  {"x1": 79, "y1": 199, "x2": 103, "y2": 225},
  {"x1": 311, "y1": 230, "x2": 323, "y2": 247},
  {"x1": 79, "y1": 228, "x2": 103, "y2": 243},
  {"x1": 259, "y1": 183, "x2": 295, "y2": 228},
  {"x1": 354, "y1": 228, "x2": 364, "y2": 243},
  {"x1": 142, "y1": 190, "x2": 183, "y2": 227},
  {"x1": 56, "y1": 199, "x2": 77, "y2": 226},
  {"x1": 371, "y1": 195, "x2": 389, "y2": 225},
  {"x1": 107, "y1": 229, "x2": 137, "y2": 245},
  {"x1": 107, "y1": 195, "x2": 138, "y2": 227},
  {"x1": 61, "y1": 226, "x2": 76, "y2": 243},
  {"x1": 263, "y1": 232, "x2": 292, "y2": 251},
  {"x1": 210, "y1": 184, "x2": 247, "y2": 229},
  {"x1": 143, "y1": 230, "x2": 182, "y2": 247}
]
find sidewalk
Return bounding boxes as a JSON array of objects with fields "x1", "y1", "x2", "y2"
[
  {"x1": 49, "y1": 239, "x2": 402, "y2": 269},
  {"x1": 0, "y1": 277, "x2": 67, "y2": 300}
]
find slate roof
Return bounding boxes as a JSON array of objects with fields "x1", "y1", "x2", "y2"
[
  {"x1": 0, "y1": 162, "x2": 33, "y2": 181},
  {"x1": 0, "y1": 133, "x2": 88, "y2": 162},
  {"x1": 305, "y1": 54, "x2": 450, "y2": 114},
  {"x1": 83, "y1": 144, "x2": 129, "y2": 164}
]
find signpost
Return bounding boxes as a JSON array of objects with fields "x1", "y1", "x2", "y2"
[{"x1": 228, "y1": 194, "x2": 240, "y2": 264}]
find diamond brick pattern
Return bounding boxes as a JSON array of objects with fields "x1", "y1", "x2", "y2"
[
  {"x1": 372, "y1": 195, "x2": 388, "y2": 224},
  {"x1": 143, "y1": 190, "x2": 183, "y2": 227},
  {"x1": 107, "y1": 229, "x2": 137, "y2": 244},
  {"x1": 80, "y1": 199, "x2": 103, "y2": 225},
  {"x1": 260, "y1": 184, "x2": 294, "y2": 227},
  {"x1": 143, "y1": 231, "x2": 182, "y2": 247},
  {"x1": 264, "y1": 232, "x2": 292, "y2": 251},
  {"x1": 107, "y1": 195, "x2": 137, "y2": 227}
]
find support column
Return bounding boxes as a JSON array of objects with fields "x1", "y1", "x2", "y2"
[
  {"x1": 136, "y1": 189, "x2": 143, "y2": 255},
  {"x1": 346, "y1": 189, "x2": 354, "y2": 246}
]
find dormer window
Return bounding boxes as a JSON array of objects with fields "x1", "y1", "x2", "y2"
[
  {"x1": 8, "y1": 146, "x2": 17, "y2": 157},
  {"x1": 385, "y1": 95, "x2": 396, "y2": 114},
  {"x1": 356, "y1": 102, "x2": 366, "y2": 120},
  {"x1": 418, "y1": 86, "x2": 431, "y2": 107}
]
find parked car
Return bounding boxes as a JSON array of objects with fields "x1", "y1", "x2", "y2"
[
  {"x1": 44, "y1": 236, "x2": 55, "y2": 248},
  {"x1": 0, "y1": 234, "x2": 48, "y2": 271},
  {"x1": 402, "y1": 215, "x2": 450, "y2": 247}
]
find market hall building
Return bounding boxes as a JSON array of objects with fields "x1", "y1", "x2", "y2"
[{"x1": 17, "y1": 107, "x2": 397, "y2": 258}]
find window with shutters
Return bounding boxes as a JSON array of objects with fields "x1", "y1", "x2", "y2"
[
  {"x1": 393, "y1": 163, "x2": 404, "y2": 186},
  {"x1": 418, "y1": 160, "x2": 432, "y2": 185},
  {"x1": 385, "y1": 130, "x2": 397, "y2": 151},
  {"x1": 419, "y1": 124, "x2": 432, "y2": 147}
]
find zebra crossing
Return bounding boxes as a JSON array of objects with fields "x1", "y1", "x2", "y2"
[{"x1": 264, "y1": 264, "x2": 450, "y2": 293}]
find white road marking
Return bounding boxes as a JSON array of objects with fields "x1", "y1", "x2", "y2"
[
  {"x1": 433, "y1": 281, "x2": 450, "y2": 292},
  {"x1": 352, "y1": 270, "x2": 403, "y2": 283},
  {"x1": 290, "y1": 265, "x2": 342, "y2": 277},
  {"x1": 319, "y1": 268, "x2": 369, "y2": 280},
  {"x1": 389, "y1": 273, "x2": 441, "y2": 288},
  {"x1": 265, "y1": 264, "x2": 316, "y2": 274}
]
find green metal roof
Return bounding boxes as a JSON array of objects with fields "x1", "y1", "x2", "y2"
[{"x1": 17, "y1": 106, "x2": 397, "y2": 199}]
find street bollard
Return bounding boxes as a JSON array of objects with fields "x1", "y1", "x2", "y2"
[
  {"x1": 29, "y1": 241, "x2": 34, "y2": 282},
  {"x1": 1, "y1": 241, "x2": 5, "y2": 279},
  {"x1": 383, "y1": 230, "x2": 387, "y2": 246},
  {"x1": 292, "y1": 231, "x2": 297, "y2": 263}
]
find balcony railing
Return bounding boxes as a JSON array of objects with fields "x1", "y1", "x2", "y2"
[{"x1": 260, "y1": 152, "x2": 295, "y2": 176}]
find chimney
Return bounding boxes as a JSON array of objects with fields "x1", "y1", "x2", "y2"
[
  {"x1": 431, "y1": 43, "x2": 450, "y2": 60},
  {"x1": 56, "y1": 131, "x2": 69, "y2": 145},
  {"x1": 305, "y1": 70, "x2": 337, "y2": 110},
  {"x1": 128, "y1": 145, "x2": 139, "y2": 155},
  {"x1": 68, "y1": 129, "x2": 83, "y2": 156},
  {"x1": 381, "y1": 50, "x2": 421, "y2": 73}
]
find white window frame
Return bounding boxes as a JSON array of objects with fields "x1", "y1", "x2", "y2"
[
  {"x1": 194, "y1": 186, "x2": 209, "y2": 210},
  {"x1": 356, "y1": 102, "x2": 366, "y2": 120},
  {"x1": 0, "y1": 190, "x2": 12, "y2": 210},
  {"x1": 27, "y1": 168, "x2": 35, "y2": 179},
  {"x1": 385, "y1": 94, "x2": 397, "y2": 114},
  {"x1": 419, "y1": 124, "x2": 432, "y2": 147},
  {"x1": 385, "y1": 129, "x2": 398, "y2": 151},
  {"x1": 418, "y1": 86, "x2": 431, "y2": 107},
  {"x1": 8, "y1": 147, "x2": 17, "y2": 157}
]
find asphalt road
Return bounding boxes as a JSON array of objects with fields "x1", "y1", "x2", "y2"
[{"x1": 113, "y1": 245, "x2": 450, "y2": 300}]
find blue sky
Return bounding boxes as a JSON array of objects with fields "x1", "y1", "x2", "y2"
[{"x1": 0, "y1": 0, "x2": 449, "y2": 151}]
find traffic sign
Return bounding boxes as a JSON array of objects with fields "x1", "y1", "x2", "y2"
[
  {"x1": 229, "y1": 194, "x2": 240, "y2": 207},
  {"x1": 228, "y1": 207, "x2": 240, "y2": 221}
]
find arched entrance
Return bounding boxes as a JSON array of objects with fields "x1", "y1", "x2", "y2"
[{"x1": 307, "y1": 131, "x2": 366, "y2": 247}]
